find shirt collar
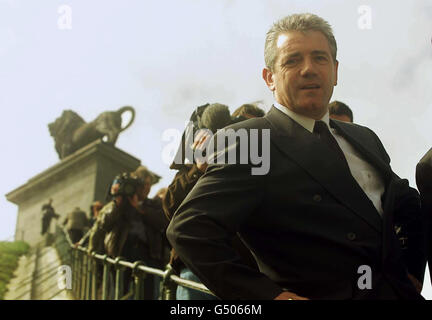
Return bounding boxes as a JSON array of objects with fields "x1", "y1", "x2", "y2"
[{"x1": 273, "y1": 101, "x2": 330, "y2": 133}]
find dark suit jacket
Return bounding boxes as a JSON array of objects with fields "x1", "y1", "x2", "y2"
[
  {"x1": 416, "y1": 148, "x2": 432, "y2": 280},
  {"x1": 167, "y1": 106, "x2": 425, "y2": 300}
]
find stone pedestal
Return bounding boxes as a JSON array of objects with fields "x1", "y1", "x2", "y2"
[{"x1": 6, "y1": 140, "x2": 141, "y2": 246}]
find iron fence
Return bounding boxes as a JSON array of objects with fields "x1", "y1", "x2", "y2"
[{"x1": 54, "y1": 225, "x2": 215, "y2": 300}]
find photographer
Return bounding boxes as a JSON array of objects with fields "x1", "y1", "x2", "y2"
[{"x1": 88, "y1": 167, "x2": 168, "y2": 299}]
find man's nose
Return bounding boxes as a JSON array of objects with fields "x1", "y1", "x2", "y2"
[{"x1": 299, "y1": 57, "x2": 318, "y2": 77}]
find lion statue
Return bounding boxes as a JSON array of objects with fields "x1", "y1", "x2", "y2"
[{"x1": 48, "y1": 106, "x2": 135, "y2": 159}]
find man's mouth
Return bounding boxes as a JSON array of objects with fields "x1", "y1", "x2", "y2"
[{"x1": 300, "y1": 84, "x2": 321, "y2": 90}]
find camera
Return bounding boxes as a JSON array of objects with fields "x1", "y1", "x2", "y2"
[{"x1": 108, "y1": 172, "x2": 143, "y2": 199}]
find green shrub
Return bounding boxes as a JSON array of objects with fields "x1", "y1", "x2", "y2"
[{"x1": 0, "y1": 241, "x2": 30, "y2": 300}]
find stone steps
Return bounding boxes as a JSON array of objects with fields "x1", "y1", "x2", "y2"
[
  {"x1": 4, "y1": 253, "x2": 35, "y2": 300},
  {"x1": 4, "y1": 244, "x2": 73, "y2": 300}
]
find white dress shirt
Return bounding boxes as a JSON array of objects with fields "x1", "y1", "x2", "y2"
[{"x1": 273, "y1": 102, "x2": 385, "y2": 216}]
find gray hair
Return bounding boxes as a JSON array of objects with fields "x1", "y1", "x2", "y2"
[{"x1": 264, "y1": 13, "x2": 337, "y2": 71}]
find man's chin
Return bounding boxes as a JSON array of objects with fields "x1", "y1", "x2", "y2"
[{"x1": 294, "y1": 102, "x2": 327, "y2": 119}]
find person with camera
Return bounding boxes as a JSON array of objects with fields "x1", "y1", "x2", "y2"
[{"x1": 88, "y1": 166, "x2": 168, "y2": 299}]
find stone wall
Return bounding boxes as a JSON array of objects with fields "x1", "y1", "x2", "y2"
[{"x1": 6, "y1": 141, "x2": 140, "y2": 246}]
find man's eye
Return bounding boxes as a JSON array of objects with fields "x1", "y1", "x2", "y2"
[
  {"x1": 315, "y1": 56, "x2": 328, "y2": 63},
  {"x1": 285, "y1": 58, "x2": 298, "y2": 65}
]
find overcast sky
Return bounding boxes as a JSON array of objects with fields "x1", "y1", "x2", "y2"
[{"x1": 0, "y1": 0, "x2": 431, "y2": 297}]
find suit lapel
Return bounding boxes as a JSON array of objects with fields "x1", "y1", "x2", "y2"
[
  {"x1": 330, "y1": 120, "x2": 396, "y2": 224},
  {"x1": 265, "y1": 107, "x2": 382, "y2": 233},
  {"x1": 330, "y1": 120, "x2": 393, "y2": 184}
]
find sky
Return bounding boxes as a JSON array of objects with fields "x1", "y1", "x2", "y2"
[{"x1": 0, "y1": 0, "x2": 431, "y2": 297}]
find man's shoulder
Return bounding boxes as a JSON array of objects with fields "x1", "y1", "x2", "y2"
[
  {"x1": 418, "y1": 148, "x2": 432, "y2": 166},
  {"x1": 70, "y1": 208, "x2": 87, "y2": 218},
  {"x1": 333, "y1": 119, "x2": 372, "y2": 133},
  {"x1": 78, "y1": 210, "x2": 88, "y2": 218},
  {"x1": 416, "y1": 148, "x2": 432, "y2": 191},
  {"x1": 333, "y1": 120, "x2": 392, "y2": 163},
  {"x1": 98, "y1": 201, "x2": 117, "y2": 218},
  {"x1": 144, "y1": 197, "x2": 163, "y2": 209},
  {"x1": 224, "y1": 116, "x2": 270, "y2": 131},
  {"x1": 332, "y1": 119, "x2": 380, "y2": 142},
  {"x1": 42, "y1": 204, "x2": 52, "y2": 210}
]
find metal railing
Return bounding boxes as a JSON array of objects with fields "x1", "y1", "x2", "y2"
[{"x1": 54, "y1": 225, "x2": 215, "y2": 300}]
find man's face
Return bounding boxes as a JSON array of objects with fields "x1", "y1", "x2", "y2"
[
  {"x1": 137, "y1": 177, "x2": 152, "y2": 201},
  {"x1": 263, "y1": 31, "x2": 338, "y2": 120},
  {"x1": 92, "y1": 202, "x2": 103, "y2": 217}
]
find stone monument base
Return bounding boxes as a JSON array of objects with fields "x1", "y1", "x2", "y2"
[{"x1": 6, "y1": 140, "x2": 141, "y2": 246}]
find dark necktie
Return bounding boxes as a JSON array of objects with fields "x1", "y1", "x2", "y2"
[{"x1": 313, "y1": 121, "x2": 349, "y2": 166}]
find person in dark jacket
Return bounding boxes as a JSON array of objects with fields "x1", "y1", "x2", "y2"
[
  {"x1": 416, "y1": 148, "x2": 432, "y2": 282},
  {"x1": 41, "y1": 199, "x2": 59, "y2": 235},
  {"x1": 63, "y1": 207, "x2": 90, "y2": 244},
  {"x1": 88, "y1": 167, "x2": 168, "y2": 299}
]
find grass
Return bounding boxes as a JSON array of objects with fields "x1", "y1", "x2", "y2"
[{"x1": 0, "y1": 241, "x2": 30, "y2": 300}]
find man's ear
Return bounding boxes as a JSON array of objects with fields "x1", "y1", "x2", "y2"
[
  {"x1": 334, "y1": 60, "x2": 339, "y2": 86},
  {"x1": 262, "y1": 68, "x2": 276, "y2": 91}
]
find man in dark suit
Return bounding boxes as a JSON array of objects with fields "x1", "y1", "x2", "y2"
[
  {"x1": 416, "y1": 148, "x2": 432, "y2": 281},
  {"x1": 166, "y1": 13, "x2": 425, "y2": 300}
]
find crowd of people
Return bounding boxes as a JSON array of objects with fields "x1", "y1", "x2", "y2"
[
  {"x1": 40, "y1": 102, "x2": 272, "y2": 300},
  {"x1": 40, "y1": 12, "x2": 432, "y2": 300}
]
